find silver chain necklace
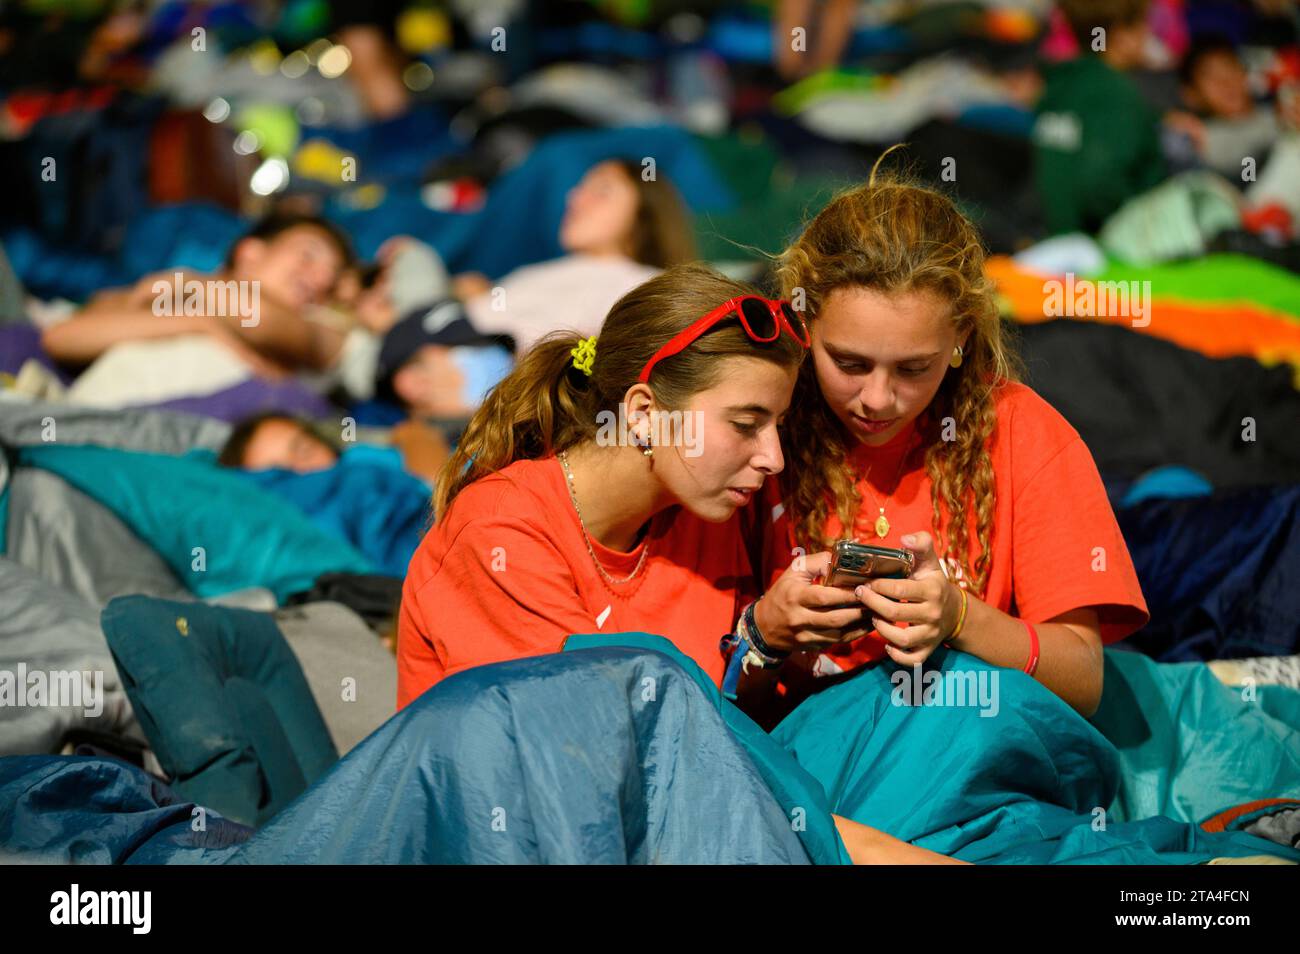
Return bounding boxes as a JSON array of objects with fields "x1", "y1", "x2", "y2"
[{"x1": 558, "y1": 451, "x2": 651, "y2": 586}]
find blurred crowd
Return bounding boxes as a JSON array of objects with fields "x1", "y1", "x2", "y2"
[{"x1": 1, "y1": 0, "x2": 1297, "y2": 443}]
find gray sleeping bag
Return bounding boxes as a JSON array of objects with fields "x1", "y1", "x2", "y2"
[
  {"x1": 0, "y1": 399, "x2": 230, "y2": 457},
  {"x1": 5, "y1": 468, "x2": 192, "y2": 605},
  {"x1": 0, "y1": 558, "x2": 145, "y2": 754}
]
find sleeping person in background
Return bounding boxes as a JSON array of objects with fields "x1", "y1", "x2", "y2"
[
  {"x1": 369, "y1": 301, "x2": 515, "y2": 425},
  {"x1": 340, "y1": 158, "x2": 696, "y2": 427},
  {"x1": 327, "y1": 236, "x2": 451, "y2": 404},
  {"x1": 342, "y1": 159, "x2": 696, "y2": 426},
  {"x1": 40, "y1": 212, "x2": 356, "y2": 407},
  {"x1": 217, "y1": 412, "x2": 441, "y2": 578},
  {"x1": 219, "y1": 413, "x2": 342, "y2": 474},
  {"x1": 218, "y1": 411, "x2": 450, "y2": 487},
  {"x1": 453, "y1": 158, "x2": 697, "y2": 354},
  {"x1": 1163, "y1": 35, "x2": 1300, "y2": 228},
  {"x1": 329, "y1": 250, "x2": 515, "y2": 426}
]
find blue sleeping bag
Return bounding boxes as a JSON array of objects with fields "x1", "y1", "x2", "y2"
[
  {"x1": 235, "y1": 449, "x2": 431, "y2": 578},
  {"x1": 2, "y1": 637, "x2": 1295, "y2": 864},
  {"x1": 0, "y1": 637, "x2": 849, "y2": 864},
  {"x1": 1118, "y1": 484, "x2": 1300, "y2": 661},
  {"x1": 229, "y1": 637, "x2": 847, "y2": 864}
]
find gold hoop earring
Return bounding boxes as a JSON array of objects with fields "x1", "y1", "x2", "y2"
[{"x1": 950, "y1": 345, "x2": 963, "y2": 369}]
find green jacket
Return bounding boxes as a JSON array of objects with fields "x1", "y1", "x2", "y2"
[{"x1": 1034, "y1": 55, "x2": 1167, "y2": 235}]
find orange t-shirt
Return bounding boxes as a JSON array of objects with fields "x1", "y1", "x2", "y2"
[
  {"x1": 396, "y1": 456, "x2": 760, "y2": 708},
  {"x1": 757, "y1": 381, "x2": 1149, "y2": 677}
]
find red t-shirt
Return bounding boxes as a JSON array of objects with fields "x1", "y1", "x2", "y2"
[
  {"x1": 756, "y1": 381, "x2": 1149, "y2": 678},
  {"x1": 396, "y1": 456, "x2": 759, "y2": 708}
]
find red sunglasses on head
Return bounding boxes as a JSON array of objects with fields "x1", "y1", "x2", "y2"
[{"x1": 638, "y1": 295, "x2": 811, "y2": 384}]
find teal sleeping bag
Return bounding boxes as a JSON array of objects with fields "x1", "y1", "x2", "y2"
[
  {"x1": 102, "y1": 595, "x2": 338, "y2": 827},
  {"x1": 774, "y1": 647, "x2": 1300, "y2": 864},
  {"x1": 18, "y1": 445, "x2": 373, "y2": 601},
  {"x1": 1094, "y1": 648, "x2": 1300, "y2": 825}
]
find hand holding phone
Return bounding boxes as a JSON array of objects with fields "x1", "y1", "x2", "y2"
[
  {"x1": 752, "y1": 550, "x2": 875, "y2": 653},
  {"x1": 849, "y1": 531, "x2": 962, "y2": 670}
]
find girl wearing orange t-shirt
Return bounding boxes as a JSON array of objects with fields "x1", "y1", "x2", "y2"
[
  {"x1": 748, "y1": 171, "x2": 1149, "y2": 717},
  {"x1": 396, "y1": 263, "x2": 964, "y2": 865},
  {"x1": 396, "y1": 264, "x2": 805, "y2": 704}
]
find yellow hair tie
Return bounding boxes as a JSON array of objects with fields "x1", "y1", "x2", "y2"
[{"x1": 570, "y1": 336, "x2": 597, "y2": 376}]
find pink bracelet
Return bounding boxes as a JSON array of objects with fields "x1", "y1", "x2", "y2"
[{"x1": 1022, "y1": 620, "x2": 1040, "y2": 677}]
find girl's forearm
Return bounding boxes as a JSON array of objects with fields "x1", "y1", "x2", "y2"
[{"x1": 946, "y1": 592, "x2": 1103, "y2": 717}]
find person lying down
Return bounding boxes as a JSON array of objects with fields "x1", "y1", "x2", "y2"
[
  {"x1": 214, "y1": 411, "x2": 441, "y2": 580},
  {"x1": 217, "y1": 411, "x2": 449, "y2": 486},
  {"x1": 39, "y1": 213, "x2": 355, "y2": 407},
  {"x1": 346, "y1": 158, "x2": 698, "y2": 425}
]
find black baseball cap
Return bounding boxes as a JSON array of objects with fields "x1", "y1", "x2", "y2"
[{"x1": 375, "y1": 299, "x2": 516, "y2": 398}]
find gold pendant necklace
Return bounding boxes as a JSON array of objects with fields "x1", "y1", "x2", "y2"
[{"x1": 856, "y1": 439, "x2": 916, "y2": 541}]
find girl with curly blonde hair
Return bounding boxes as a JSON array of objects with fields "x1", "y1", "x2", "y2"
[{"x1": 745, "y1": 165, "x2": 1149, "y2": 717}]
